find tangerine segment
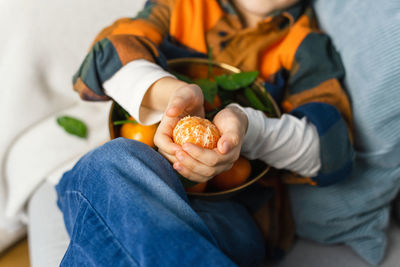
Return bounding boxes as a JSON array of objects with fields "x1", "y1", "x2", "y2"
[
  {"x1": 210, "y1": 156, "x2": 252, "y2": 191},
  {"x1": 173, "y1": 116, "x2": 220, "y2": 149}
]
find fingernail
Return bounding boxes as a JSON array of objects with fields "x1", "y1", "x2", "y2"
[
  {"x1": 222, "y1": 142, "x2": 230, "y2": 153},
  {"x1": 174, "y1": 163, "x2": 182, "y2": 171},
  {"x1": 176, "y1": 152, "x2": 184, "y2": 161},
  {"x1": 166, "y1": 107, "x2": 177, "y2": 117}
]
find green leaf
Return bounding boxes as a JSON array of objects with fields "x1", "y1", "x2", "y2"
[
  {"x1": 122, "y1": 109, "x2": 131, "y2": 119},
  {"x1": 215, "y1": 74, "x2": 238, "y2": 90},
  {"x1": 244, "y1": 87, "x2": 268, "y2": 111},
  {"x1": 56, "y1": 116, "x2": 87, "y2": 138},
  {"x1": 113, "y1": 102, "x2": 131, "y2": 120},
  {"x1": 195, "y1": 78, "x2": 218, "y2": 103},
  {"x1": 216, "y1": 71, "x2": 259, "y2": 90}
]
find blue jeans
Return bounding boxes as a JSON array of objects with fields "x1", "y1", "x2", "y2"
[{"x1": 56, "y1": 138, "x2": 267, "y2": 266}]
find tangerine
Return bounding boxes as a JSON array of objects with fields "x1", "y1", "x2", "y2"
[
  {"x1": 210, "y1": 156, "x2": 252, "y2": 191},
  {"x1": 120, "y1": 118, "x2": 158, "y2": 148},
  {"x1": 172, "y1": 116, "x2": 220, "y2": 149},
  {"x1": 185, "y1": 182, "x2": 207, "y2": 193}
]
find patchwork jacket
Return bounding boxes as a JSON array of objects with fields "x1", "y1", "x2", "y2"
[
  {"x1": 73, "y1": 0, "x2": 354, "y2": 188},
  {"x1": 72, "y1": 0, "x2": 356, "y2": 256}
]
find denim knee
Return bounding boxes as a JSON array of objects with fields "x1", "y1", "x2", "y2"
[
  {"x1": 56, "y1": 138, "x2": 186, "y2": 207},
  {"x1": 98, "y1": 138, "x2": 184, "y2": 191}
]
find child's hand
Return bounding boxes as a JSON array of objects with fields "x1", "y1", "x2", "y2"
[
  {"x1": 172, "y1": 105, "x2": 248, "y2": 183},
  {"x1": 154, "y1": 83, "x2": 204, "y2": 165}
]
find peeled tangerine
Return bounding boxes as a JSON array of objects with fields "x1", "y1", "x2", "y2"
[
  {"x1": 173, "y1": 116, "x2": 220, "y2": 149},
  {"x1": 173, "y1": 116, "x2": 220, "y2": 194},
  {"x1": 173, "y1": 116, "x2": 251, "y2": 192}
]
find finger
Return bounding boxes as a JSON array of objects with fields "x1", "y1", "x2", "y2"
[
  {"x1": 158, "y1": 149, "x2": 178, "y2": 164},
  {"x1": 217, "y1": 130, "x2": 241, "y2": 155},
  {"x1": 166, "y1": 103, "x2": 204, "y2": 119},
  {"x1": 165, "y1": 84, "x2": 201, "y2": 117},
  {"x1": 154, "y1": 116, "x2": 181, "y2": 155},
  {"x1": 175, "y1": 150, "x2": 218, "y2": 178},
  {"x1": 213, "y1": 108, "x2": 246, "y2": 155},
  {"x1": 166, "y1": 95, "x2": 189, "y2": 117},
  {"x1": 172, "y1": 161, "x2": 210, "y2": 183},
  {"x1": 174, "y1": 153, "x2": 234, "y2": 182},
  {"x1": 181, "y1": 143, "x2": 232, "y2": 167},
  {"x1": 154, "y1": 130, "x2": 180, "y2": 154}
]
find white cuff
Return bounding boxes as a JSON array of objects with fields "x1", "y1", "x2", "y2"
[
  {"x1": 228, "y1": 104, "x2": 321, "y2": 177},
  {"x1": 103, "y1": 59, "x2": 175, "y2": 125}
]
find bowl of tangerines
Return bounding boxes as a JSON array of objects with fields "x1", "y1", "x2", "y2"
[{"x1": 109, "y1": 58, "x2": 281, "y2": 200}]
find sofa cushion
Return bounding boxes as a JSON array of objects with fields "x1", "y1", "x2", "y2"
[
  {"x1": 270, "y1": 222, "x2": 400, "y2": 267},
  {"x1": 287, "y1": 0, "x2": 400, "y2": 265},
  {"x1": 0, "y1": 0, "x2": 146, "y2": 254}
]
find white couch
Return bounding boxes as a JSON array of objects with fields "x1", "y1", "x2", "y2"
[
  {"x1": 1, "y1": 0, "x2": 399, "y2": 266},
  {"x1": 0, "y1": 0, "x2": 144, "y2": 260}
]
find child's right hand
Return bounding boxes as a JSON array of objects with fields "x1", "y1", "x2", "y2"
[{"x1": 154, "y1": 82, "x2": 204, "y2": 165}]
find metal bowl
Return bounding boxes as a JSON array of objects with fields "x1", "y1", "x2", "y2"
[{"x1": 109, "y1": 58, "x2": 281, "y2": 200}]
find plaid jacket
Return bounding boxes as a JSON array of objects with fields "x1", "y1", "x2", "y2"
[{"x1": 73, "y1": 0, "x2": 354, "y2": 188}]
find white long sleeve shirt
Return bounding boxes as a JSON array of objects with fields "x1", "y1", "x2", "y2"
[{"x1": 104, "y1": 59, "x2": 321, "y2": 177}]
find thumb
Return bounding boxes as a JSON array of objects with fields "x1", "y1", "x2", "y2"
[
  {"x1": 166, "y1": 95, "x2": 188, "y2": 118},
  {"x1": 213, "y1": 107, "x2": 246, "y2": 154},
  {"x1": 165, "y1": 84, "x2": 201, "y2": 118},
  {"x1": 217, "y1": 131, "x2": 240, "y2": 154}
]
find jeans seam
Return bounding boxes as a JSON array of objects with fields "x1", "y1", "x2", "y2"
[{"x1": 66, "y1": 190, "x2": 140, "y2": 266}]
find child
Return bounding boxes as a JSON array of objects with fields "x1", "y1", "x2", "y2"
[{"x1": 58, "y1": 0, "x2": 355, "y2": 265}]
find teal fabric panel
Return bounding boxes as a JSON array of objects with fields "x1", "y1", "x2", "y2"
[
  {"x1": 288, "y1": 33, "x2": 345, "y2": 95},
  {"x1": 291, "y1": 102, "x2": 354, "y2": 186},
  {"x1": 73, "y1": 38, "x2": 122, "y2": 95}
]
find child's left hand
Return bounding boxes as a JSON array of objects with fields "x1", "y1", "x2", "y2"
[{"x1": 173, "y1": 105, "x2": 248, "y2": 183}]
